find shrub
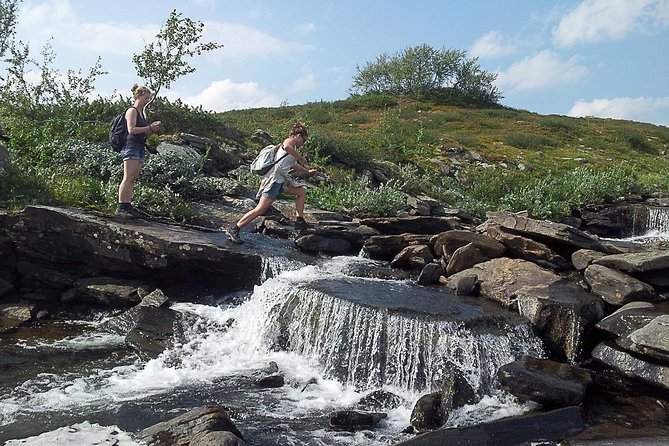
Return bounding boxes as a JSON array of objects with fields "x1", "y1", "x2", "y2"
[
  {"x1": 504, "y1": 133, "x2": 559, "y2": 151},
  {"x1": 309, "y1": 178, "x2": 406, "y2": 217}
]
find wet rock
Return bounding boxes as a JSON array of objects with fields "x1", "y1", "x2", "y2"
[
  {"x1": 497, "y1": 356, "x2": 592, "y2": 407},
  {"x1": 0, "y1": 301, "x2": 36, "y2": 322},
  {"x1": 624, "y1": 315, "x2": 669, "y2": 362},
  {"x1": 391, "y1": 245, "x2": 434, "y2": 270},
  {"x1": 432, "y1": 229, "x2": 506, "y2": 259},
  {"x1": 125, "y1": 306, "x2": 183, "y2": 358},
  {"x1": 592, "y1": 342, "x2": 669, "y2": 391},
  {"x1": 256, "y1": 374, "x2": 284, "y2": 388},
  {"x1": 584, "y1": 264, "x2": 657, "y2": 306},
  {"x1": 410, "y1": 392, "x2": 442, "y2": 430},
  {"x1": 329, "y1": 410, "x2": 387, "y2": 431},
  {"x1": 294, "y1": 234, "x2": 354, "y2": 255},
  {"x1": 445, "y1": 242, "x2": 490, "y2": 275},
  {"x1": 74, "y1": 277, "x2": 147, "y2": 307},
  {"x1": 596, "y1": 301, "x2": 659, "y2": 337},
  {"x1": 417, "y1": 263, "x2": 444, "y2": 286},
  {"x1": 189, "y1": 431, "x2": 246, "y2": 446},
  {"x1": 396, "y1": 406, "x2": 585, "y2": 446},
  {"x1": 341, "y1": 260, "x2": 413, "y2": 281},
  {"x1": 356, "y1": 389, "x2": 404, "y2": 411},
  {"x1": 136, "y1": 405, "x2": 244, "y2": 445}
]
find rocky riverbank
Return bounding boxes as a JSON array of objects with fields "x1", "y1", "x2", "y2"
[{"x1": 1, "y1": 204, "x2": 668, "y2": 445}]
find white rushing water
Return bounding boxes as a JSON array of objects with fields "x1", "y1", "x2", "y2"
[{"x1": 1, "y1": 256, "x2": 543, "y2": 444}]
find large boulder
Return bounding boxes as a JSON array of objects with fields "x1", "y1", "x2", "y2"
[
  {"x1": 593, "y1": 342, "x2": 669, "y2": 392},
  {"x1": 480, "y1": 211, "x2": 607, "y2": 255},
  {"x1": 497, "y1": 356, "x2": 592, "y2": 407},
  {"x1": 396, "y1": 406, "x2": 585, "y2": 446},
  {"x1": 2, "y1": 206, "x2": 262, "y2": 296},
  {"x1": 584, "y1": 264, "x2": 657, "y2": 306},
  {"x1": 446, "y1": 258, "x2": 605, "y2": 362},
  {"x1": 135, "y1": 406, "x2": 244, "y2": 446}
]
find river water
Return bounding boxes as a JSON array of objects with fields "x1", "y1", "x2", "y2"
[{"x1": 1, "y1": 254, "x2": 545, "y2": 445}]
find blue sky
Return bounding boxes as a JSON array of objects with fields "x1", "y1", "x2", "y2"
[{"x1": 10, "y1": 0, "x2": 669, "y2": 126}]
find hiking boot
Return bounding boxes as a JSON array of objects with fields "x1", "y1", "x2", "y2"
[
  {"x1": 225, "y1": 224, "x2": 244, "y2": 244},
  {"x1": 115, "y1": 203, "x2": 139, "y2": 219},
  {"x1": 294, "y1": 218, "x2": 312, "y2": 231}
]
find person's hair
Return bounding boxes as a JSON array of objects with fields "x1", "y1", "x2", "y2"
[
  {"x1": 131, "y1": 84, "x2": 151, "y2": 99},
  {"x1": 289, "y1": 122, "x2": 308, "y2": 139}
]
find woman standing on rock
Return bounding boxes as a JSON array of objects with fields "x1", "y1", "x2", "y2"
[
  {"x1": 225, "y1": 123, "x2": 318, "y2": 244},
  {"x1": 116, "y1": 84, "x2": 163, "y2": 218}
]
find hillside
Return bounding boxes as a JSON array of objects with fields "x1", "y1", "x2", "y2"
[
  {"x1": 2, "y1": 94, "x2": 669, "y2": 223},
  {"x1": 216, "y1": 95, "x2": 669, "y2": 219}
]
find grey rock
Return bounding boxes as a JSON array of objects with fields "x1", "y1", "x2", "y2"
[
  {"x1": 593, "y1": 342, "x2": 669, "y2": 391},
  {"x1": 584, "y1": 264, "x2": 657, "y2": 306},
  {"x1": 446, "y1": 243, "x2": 490, "y2": 275},
  {"x1": 497, "y1": 355, "x2": 592, "y2": 407}
]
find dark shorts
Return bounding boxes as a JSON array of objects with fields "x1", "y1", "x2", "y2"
[
  {"x1": 120, "y1": 146, "x2": 145, "y2": 163},
  {"x1": 260, "y1": 181, "x2": 284, "y2": 200}
]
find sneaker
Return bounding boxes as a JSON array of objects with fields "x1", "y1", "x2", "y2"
[
  {"x1": 294, "y1": 218, "x2": 312, "y2": 231},
  {"x1": 115, "y1": 203, "x2": 138, "y2": 219},
  {"x1": 224, "y1": 225, "x2": 244, "y2": 244}
]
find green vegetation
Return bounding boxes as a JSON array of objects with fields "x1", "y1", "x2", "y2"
[
  {"x1": 350, "y1": 44, "x2": 501, "y2": 106},
  {"x1": 2, "y1": 2, "x2": 669, "y2": 223}
]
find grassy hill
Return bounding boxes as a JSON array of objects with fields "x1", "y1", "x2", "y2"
[
  {"x1": 2, "y1": 94, "x2": 668, "y2": 223},
  {"x1": 217, "y1": 95, "x2": 669, "y2": 220}
]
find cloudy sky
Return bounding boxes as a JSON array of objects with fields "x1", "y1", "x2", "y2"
[{"x1": 8, "y1": 0, "x2": 669, "y2": 126}]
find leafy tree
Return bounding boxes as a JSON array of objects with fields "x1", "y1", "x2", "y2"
[
  {"x1": 350, "y1": 44, "x2": 502, "y2": 105},
  {"x1": 0, "y1": 0, "x2": 19, "y2": 59},
  {"x1": 133, "y1": 9, "x2": 223, "y2": 109}
]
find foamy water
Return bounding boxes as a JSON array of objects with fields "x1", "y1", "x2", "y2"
[{"x1": 2, "y1": 256, "x2": 540, "y2": 444}]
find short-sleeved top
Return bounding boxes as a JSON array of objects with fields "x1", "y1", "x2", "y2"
[
  {"x1": 257, "y1": 145, "x2": 298, "y2": 195},
  {"x1": 124, "y1": 107, "x2": 148, "y2": 149}
]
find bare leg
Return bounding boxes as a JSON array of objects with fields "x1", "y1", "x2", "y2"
[
  {"x1": 118, "y1": 159, "x2": 142, "y2": 203},
  {"x1": 236, "y1": 196, "x2": 275, "y2": 229},
  {"x1": 282, "y1": 185, "x2": 307, "y2": 218}
]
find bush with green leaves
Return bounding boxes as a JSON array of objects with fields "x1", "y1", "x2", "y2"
[
  {"x1": 351, "y1": 44, "x2": 501, "y2": 106},
  {"x1": 308, "y1": 177, "x2": 406, "y2": 217}
]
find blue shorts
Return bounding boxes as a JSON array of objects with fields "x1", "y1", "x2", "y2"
[
  {"x1": 260, "y1": 181, "x2": 284, "y2": 199},
  {"x1": 120, "y1": 146, "x2": 145, "y2": 163}
]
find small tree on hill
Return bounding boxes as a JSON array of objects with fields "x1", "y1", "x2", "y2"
[
  {"x1": 133, "y1": 9, "x2": 223, "y2": 110},
  {"x1": 350, "y1": 44, "x2": 502, "y2": 106}
]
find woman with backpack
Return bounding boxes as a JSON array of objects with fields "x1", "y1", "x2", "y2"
[
  {"x1": 116, "y1": 84, "x2": 163, "y2": 218},
  {"x1": 225, "y1": 123, "x2": 318, "y2": 244}
]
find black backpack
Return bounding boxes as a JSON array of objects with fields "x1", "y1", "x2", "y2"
[{"x1": 108, "y1": 107, "x2": 136, "y2": 152}]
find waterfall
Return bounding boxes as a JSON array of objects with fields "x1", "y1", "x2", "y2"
[
  {"x1": 646, "y1": 207, "x2": 669, "y2": 235},
  {"x1": 276, "y1": 287, "x2": 543, "y2": 395}
]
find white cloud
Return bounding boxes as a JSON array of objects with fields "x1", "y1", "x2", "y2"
[
  {"x1": 17, "y1": 0, "x2": 157, "y2": 56},
  {"x1": 495, "y1": 50, "x2": 589, "y2": 92},
  {"x1": 289, "y1": 72, "x2": 317, "y2": 94},
  {"x1": 202, "y1": 22, "x2": 313, "y2": 61},
  {"x1": 180, "y1": 79, "x2": 281, "y2": 111},
  {"x1": 568, "y1": 96, "x2": 669, "y2": 124},
  {"x1": 553, "y1": 0, "x2": 669, "y2": 47},
  {"x1": 16, "y1": 0, "x2": 312, "y2": 61},
  {"x1": 470, "y1": 31, "x2": 517, "y2": 59}
]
